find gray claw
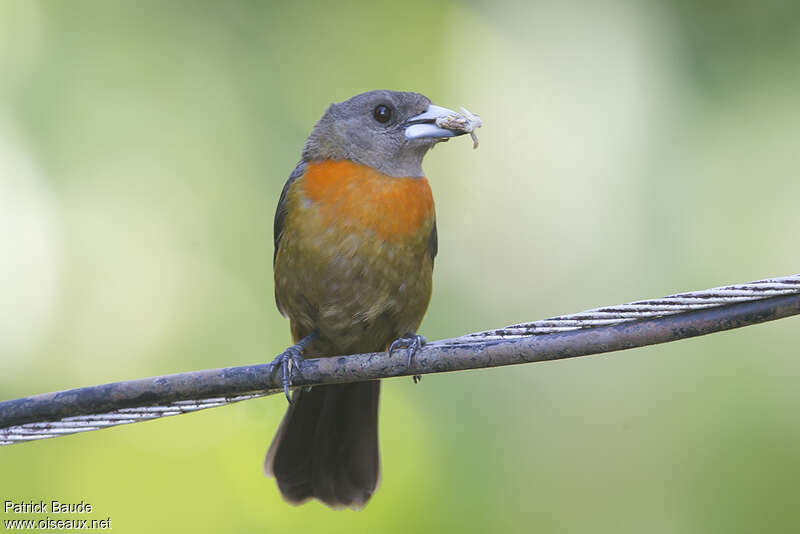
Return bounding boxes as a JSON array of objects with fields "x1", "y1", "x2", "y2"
[
  {"x1": 269, "y1": 346, "x2": 305, "y2": 404},
  {"x1": 268, "y1": 331, "x2": 317, "y2": 404},
  {"x1": 388, "y1": 333, "x2": 427, "y2": 370}
]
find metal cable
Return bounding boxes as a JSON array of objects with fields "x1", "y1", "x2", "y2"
[
  {"x1": 443, "y1": 275, "x2": 800, "y2": 341},
  {"x1": 2, "y1": 273, "x2": 799, "y2": 446},
  {"x1": 0, "y1": 394, "x2": 266, "y2": 446}
]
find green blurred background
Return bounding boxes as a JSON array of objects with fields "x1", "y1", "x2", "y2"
[{"x1": 1, "y1": 0, "x2": 799, "y2": 532}]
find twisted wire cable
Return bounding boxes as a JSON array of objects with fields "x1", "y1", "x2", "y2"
[
  {"x1": 445, "y1": 274, "x2": 800, "y2": 341},
  {"x1": 2, "y1": 273, "x2": 798, "y2": 446}
]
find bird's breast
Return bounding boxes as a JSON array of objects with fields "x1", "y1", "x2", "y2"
[
  {"x1": 299, "y1": 159, "x2": 434, "y2": 240},
  {"x1": 275, "y1": 159, "x2": 436, "y2": 353}
]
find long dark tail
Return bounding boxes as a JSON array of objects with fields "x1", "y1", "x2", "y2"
[{"x1": 264, "y1": 381, "x2": 381, "y2": 510}]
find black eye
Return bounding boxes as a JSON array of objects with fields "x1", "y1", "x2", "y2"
[{"x1": 373, "y1": 104, "x2": 392, "y2": 123}]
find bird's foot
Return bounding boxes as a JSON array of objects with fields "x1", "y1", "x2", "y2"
[
  {"x1": 269, "y1": 332, "x2": 316, "y2": 403},
  {"x1": 388, "y1": 333, "x2": 427, "y2": 375}
]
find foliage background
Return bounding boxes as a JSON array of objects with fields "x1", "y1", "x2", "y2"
[{"x1": 1, "y1": 1, "x2": 799, "y2": 532}]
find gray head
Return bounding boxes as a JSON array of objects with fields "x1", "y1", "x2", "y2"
[{"x1": 302, "y1": 90, "x2": 469, "y2": 177}]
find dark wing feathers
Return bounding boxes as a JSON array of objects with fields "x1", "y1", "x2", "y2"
[
  {"x1": 273, "y1": 162, "x2": 307, "y2": 264},
  {"x1": 428, "y1": 217, "x2": 438, "y2": 262}
]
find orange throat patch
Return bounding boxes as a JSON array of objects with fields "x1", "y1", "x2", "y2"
[{"x1": 300, "y1": 159, "x2": 435, "y2": 240}]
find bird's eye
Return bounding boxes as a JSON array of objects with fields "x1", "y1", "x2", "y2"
[{"x1": 373, "y1": 104, "x2": 392, "y2": 123}]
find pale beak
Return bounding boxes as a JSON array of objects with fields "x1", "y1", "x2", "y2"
[{"x1": 404, "y1": 104, "x2": 469, "y2": 140}]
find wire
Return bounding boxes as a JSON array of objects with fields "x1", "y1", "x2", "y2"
[{"x1": 2, "y1": 273, "x2": 798, "y2": 446}]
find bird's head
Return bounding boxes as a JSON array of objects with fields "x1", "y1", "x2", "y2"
[{"x1": 302, "y1": 90, "x2": 476, "y2": 177}]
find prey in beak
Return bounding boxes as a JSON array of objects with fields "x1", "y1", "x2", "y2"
[{"x1": 405, "y1": 104, "x2": 483, "y2": 148}]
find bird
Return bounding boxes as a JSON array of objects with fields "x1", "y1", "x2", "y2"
[{"x1": 265, "y1": 90, "x2": 478, "y2": 510}]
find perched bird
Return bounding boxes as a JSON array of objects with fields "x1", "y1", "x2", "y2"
[{"x1": 265, "y1": 90, "x2": 478, "y2": 509}]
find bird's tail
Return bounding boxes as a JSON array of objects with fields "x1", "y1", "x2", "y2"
[{"x1": 264, "y1": 381, "x2": 381, "y2": 510}]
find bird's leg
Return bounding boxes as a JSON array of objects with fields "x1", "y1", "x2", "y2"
[
  {"x1": 388, "y1": 332, "x2": 427, "y2": 382},
  {"x1": 269, "y1": 331, "x2": 318, "y2": 403}
]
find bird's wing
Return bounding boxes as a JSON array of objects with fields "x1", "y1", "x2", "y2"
[
  {"x1": 273, "y1": 161, "x2": 307, "y2": 265},
  {"x1": 428, "y1": 217, "x2": 438, "y2": 263}
]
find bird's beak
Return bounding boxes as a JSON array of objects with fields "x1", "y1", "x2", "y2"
[{"x1": 404, "y1": 104, "x2": 472, "y2": 140}]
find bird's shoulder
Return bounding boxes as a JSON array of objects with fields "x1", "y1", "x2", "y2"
[{"x1": 273, "y1": 161, "x2": 307, "y2": 264}]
